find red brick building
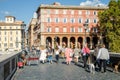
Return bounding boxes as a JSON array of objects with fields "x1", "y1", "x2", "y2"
[{"x1": 33, "y1": 2, "x2": 108, "y2": 49}]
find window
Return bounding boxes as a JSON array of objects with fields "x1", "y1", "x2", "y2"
[
  {"x1": 5, "y1": 37, "x2": 7, "y2": 41},
  {"x1": 55, "y1": 18, "x2": 59, "y2": 23},
  {"x1": 93, "y1": 11, "x2": 97, "y2": 15},
  {"x1": 4, "y1": 31, "x2": 7, "y2": 35},
  {"x1": 16, "y1": 31, "x2": 18, "y2": 35},
  {"x1": 55, "y1": 10, "x2": 58, "y2": 14},
  {"x1": 63, "y1": 18, "x2": 67, "y2": 23},
  {"x1": 47, "y1": 18, "x2": 51, "y2": 23},
  {"x1": 86, "y1": 27, "x2": 90, "y2": 32},
  {"x1": 79, "y1": 11, "x2": 82, "y2": 15},
  {"x1": 10, "y1": 37, "x2": 12, "y2": 41},
  {"x1": 4, "y1": 43, "x2": 7, "y2": 47},
  {"x1": 47, "y1": 27, "x2": 51, "y2": 32},
  {"x1": 63, "y1": 27, "x2": 67, "y2": 32},
  {"x1": 93, "y1": 19, "x2": 97, "y2": 23},
  {"x1": 86, "y1": 18, "x2": 90, "y2": 23},
  {"x1": 16, "y1": 43, "x2": 18, "y2": 48},
  {"x1": 63, "y1": 10, "x2": 67, "y2": 14},
  {"x1": 71, "y1": 10, "x2": 74, "y2": 14},
  {"x1": 55, "y1": 27, "x2": 59, "y2": 32},
  {"x1": 78, "y1": 27, "x2": 83, "y2": 32},
  {"x1": 93, "y1": 27, "x2": 98, "y2": 32},
  {"x1": 70, "y1": 27, "x2": 75, "y2": 32},
  {"x1": 10, "y1": 43, "x2": 13, "y2": 47},
  {"x1": 10, "y1": 18, "x2": 12, "y2": 21},
  {"x1": 47, "y1": 9, "x2": 50, "y2": 14},
  {"x1": 78, "y1": 18, "x2": 82, "y2": 23},
  {"x1": 70, "y1": 18, "x2": 75, "y2": 23},
  {"x1": 86, "y1": 10, "x2": 90, "y2": 15},
  {"x1": 16, "y1": 37, "x2": 18, "y2": 41}
]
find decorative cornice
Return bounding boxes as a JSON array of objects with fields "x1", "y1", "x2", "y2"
[
  {"x1": 0, "y1": 22, "x2": 25, "y2": 26},
  {"x1": 37, "y1": 4, "x2": 108, "y2": 12}
]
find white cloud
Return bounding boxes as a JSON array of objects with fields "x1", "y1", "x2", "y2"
[
  {"x1": 80, "y1": 0, "x2": 107, "y2": 6},
  {"x1": 0, "y1": 11, "x2": 10, "y2": 15}
]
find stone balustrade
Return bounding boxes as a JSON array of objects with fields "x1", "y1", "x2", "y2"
[{"x1": 0, "y1": 51, "x2": 21, "y2": 80}]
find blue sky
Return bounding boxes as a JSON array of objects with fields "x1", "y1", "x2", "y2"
[{"x1": 0, "y1": 0, "x2": 109, "y2": 26}]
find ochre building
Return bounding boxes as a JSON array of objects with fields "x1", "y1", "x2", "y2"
[{"x1": 0, "y1": 16, "x2": 26, "y2": 51}]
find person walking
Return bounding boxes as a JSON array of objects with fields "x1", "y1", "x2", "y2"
[
  {"x1": 82, "y1": 44, "x2": 90, "y2": 69},
  {"x1": 74, "y1": 46, "x2": 80, "y2": 64},
  {"x1": 93, "y1": 45, "x2": 100, "y2": 71},
  {"x1": 47, "y1": 46, "x2": 53, "y2": 64},
  {"x1": 65, "y1": 47, "x2": 73, "y2": 65},
  {"x1": 39, "y1": 46, "x2": 47, "y2": 64},
  {"x1": 97, "y1": 44, "x2": 109, "y2": 73},
  {"x1": 55, "y1": 46, "x2": 60, "y2": 63}
]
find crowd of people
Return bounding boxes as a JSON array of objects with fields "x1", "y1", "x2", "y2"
[{"x1": 18, "y1": 43, "x2": 120, "y2": 74}]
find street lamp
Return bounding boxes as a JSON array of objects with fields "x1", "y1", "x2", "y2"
[{"x1": 83, "y1": 22, "x2": 88, "y2": 45}]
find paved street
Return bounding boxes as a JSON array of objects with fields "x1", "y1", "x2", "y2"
[{"x1": 12, "y1": 58, "x2": 120, "y2": 80}]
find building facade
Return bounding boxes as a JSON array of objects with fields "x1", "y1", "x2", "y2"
[
  {"x1": 0, "y1": 16, "x2": 26, "y2": 51},
  {"x1": 28, "y1": 14, "x2": 37, "y2": 50},
  {"x1": 32, "y1": 2, "x2": 108, "y2": 49}
]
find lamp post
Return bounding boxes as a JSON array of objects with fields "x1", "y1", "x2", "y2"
[{"x1": 83, "y1": 22, "x2": 88, "y2": 45}]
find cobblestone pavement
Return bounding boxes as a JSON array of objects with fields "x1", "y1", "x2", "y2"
[{"x1": 12, "y1": 58, "x2": 120, "y2": 80}]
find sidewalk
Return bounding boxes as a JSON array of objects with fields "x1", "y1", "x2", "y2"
[{"x1": 12, "y1": 58, "x2": 120, "y2": 80}]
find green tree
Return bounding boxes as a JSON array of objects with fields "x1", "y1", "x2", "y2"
[{"x1": 98, "y1": 0, "x2": 120, "y2": 52}]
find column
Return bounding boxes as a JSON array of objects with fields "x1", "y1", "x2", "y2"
[
  {"x1": 68, "y1": 37, "x2": 70, "y2": 47},
  {"x1": 75, "y1": 37, "x2": 78, "y2": 48},
  {"x1": 52, "y1": 37, "x2": 54, "y2": 48},
  {"x1": 60, "y1": 37, "x2": 62, "y2": 47}
]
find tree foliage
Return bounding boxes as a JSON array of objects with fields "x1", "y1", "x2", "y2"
[{"x1": 98, "y1": 0, "x2": 120, "y2": 52}]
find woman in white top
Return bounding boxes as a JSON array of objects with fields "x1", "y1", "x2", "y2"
[{"x1": 39, "y1": 46, "x2": 47, "y2": 64}]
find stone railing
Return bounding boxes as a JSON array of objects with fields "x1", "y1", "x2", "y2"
[{"x1": 0, "y1": 51, "x2": 21, "y2": 80}]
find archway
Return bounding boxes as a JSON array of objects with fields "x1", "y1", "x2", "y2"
[
  {"x1": 78, "y1": 37, "x2": 83, "y2": 49},
  {"x1": 46, "y1": 37, "x2": 52, "y2": 47},
  {"x1": 70, "y1": 37, "x2": 75, "y2": 48},
  {"x1": 92, "y1": 37, "x2": 98, "y2": 48},
  {"x1": 62, "y1": 37, "x2": 68, "y2": 47}
]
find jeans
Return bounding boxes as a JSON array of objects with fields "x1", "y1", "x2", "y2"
[{"x1": 99, "y1": 59, "x2": 107, "y2": 72}]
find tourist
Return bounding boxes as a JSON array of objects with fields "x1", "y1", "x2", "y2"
[
  {"x1": 65, "y1": 47, "x2": 73, "y2": 65},
  {"x1": 55, "y1": 46, "x2": 60, "y2": 63},
  {"x1": 39, "y1": 46, "x2": 47, "y2": 64},
  {"x1": 47, "y1": 46, "x2": 53, "y2": 64},
  {"x1": 97, "y1": 44, "x2": 109, "y2": 73},
  {"x1": 81, "y1": 44, "x2": 90, "y2": 69},
  {"x1": 93, "y1": 44, "x2": 100, "y2": 71},
  {"x1": 73, "y1": 46, "x2": 80, "y2": 64}
]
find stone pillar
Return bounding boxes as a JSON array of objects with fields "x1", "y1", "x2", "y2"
[
  {"x1": 68, "y1": 37, "x2": 70, "y2": 47},
  {"x1": 52, "y1": 37, "x2": 54, "y2": 48},
  {"x1": 60, "y1": 37, "x2": 62, "y2": 47},
  {"x1": 75, "y1": 37, "x2": 78, "y2": 48}
]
